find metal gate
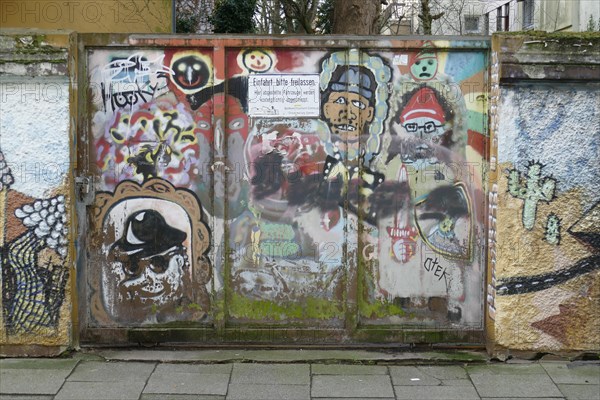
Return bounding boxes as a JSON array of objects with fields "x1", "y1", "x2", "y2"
[{"x1": 76, "y1": 35, "x2": 489, "y2": 345}]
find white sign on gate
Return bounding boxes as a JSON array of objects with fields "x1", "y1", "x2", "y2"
[{"x1": 248, "y1": 74, "x2": 320, "y2": 118}]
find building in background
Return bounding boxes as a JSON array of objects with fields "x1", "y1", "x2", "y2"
[
  {"x1": 381, "y1": 1, "x2": 420, "y2": 35},
  {"x1": 382, "y1": 0, "x2": 600, "y2": 35},
  {"x1": 484, "y1": 0, "x2": 600, "y2": 34}
]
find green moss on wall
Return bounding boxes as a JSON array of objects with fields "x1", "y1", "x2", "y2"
[
  {"x1": 359, "y1": 299, "x2": 406, "y2": 319},
  {"x1": 229, "y1": 293, "x2": 344, "y2": 321}
]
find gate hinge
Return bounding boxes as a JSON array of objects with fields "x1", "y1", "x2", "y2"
[{"x1": 75, "y1": 175, "x2": 95, "y2": 206}]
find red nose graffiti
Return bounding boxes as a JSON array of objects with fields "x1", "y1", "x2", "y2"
[{"x1": 172, "y1": 55, "x2": 210, "y2": 90}]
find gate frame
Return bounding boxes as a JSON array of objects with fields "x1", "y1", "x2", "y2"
[{"x1": 74, "y1": 34, "x2": 491, "y2": 348}]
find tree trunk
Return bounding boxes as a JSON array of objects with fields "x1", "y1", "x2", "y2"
[
  {"x1": 272, "y1": 0, "x2": 282, "y2": 34},
  {"x1": 418, "y1": 0, "x2": 443, "y2": 35},
  {"x1": 332, "y1": 0, "x2": 380, "y2": 34}
]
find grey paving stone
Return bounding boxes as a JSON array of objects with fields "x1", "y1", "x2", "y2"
[
  {"x1": 313, "y1": 398, "x2": 394, "y2": 400},
  {"x1": 231, "y1": 363, "x2": 310, "y2": 385},
  {"x1": 542, "y1": 363, "x2": 600, "y2": 385},
  {"x1": 154, "y1": 363, "x2": 232, "y2": 375},
  {"x1": 144, "y1": 371, "x2": 230, "y2": 395},
  {"x1": 470, "y1": 372, "x2": 564, "y2": 398},
  {"x1": 311, "y1": 364, "x2": 388, "y2": 375},
  {"x1": 67, "y1": 361, "x2": 156, "y2": 382},
  {"x1": 440, "y1": 379, "x2": 477, "y2": 386},
  {"x1": 99, "y1": 349, "x2": 483, "y2": 363},
  {"x1": 226, "y1": 384, "x2": 310, "y2": 399},
  {"x1": 558, "y1": 384, "x2": 600, "y2": 400},
  {"x1": 417, "y1": 365, "x2": 468, "y2": 380},
  {"x1": 480, "y1": 398, "x2": 565, "y2": 400},
  {"x1": 389, "y1": 366, "x2": 442, "y2": 385},
  {"x1": 311, "y1": 375, "x2": 394, "y2": 398},
  {"x1": 394, "y1": 385, "x2": 480, "y2": 399},
  {"x1": 0, "y1": 359, "x2": 78, "y2": 370},
  {"x1": 0, "y1": 369, "x2": 72, "y2": 395},
  {"x1": 54, "y1": 381, "x2": 146, "y2": 400},
  {"x1": 141, "y1": 395, "x2": 225, "y2": 400},
  {"x1": 0, "y1": 396, "x2": 54, "y2": 400},
  {"x1": 467, "y1": 363, "x2": 547, "y2": 376}
]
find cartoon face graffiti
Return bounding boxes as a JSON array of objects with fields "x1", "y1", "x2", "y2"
[
  {"x1": 102, "y1": 205, "x2": 192, "y2": 323},
  {"x1": 241, "y1": 49, "x2": 275, "y2": 73},
  {"x1": 409, "y1": 46, "x2": 438, "y2": 81},
  {"x1": 322, "y1": 66, "x2": 376, "y2": 142},
  {"x1": 397, "y1": 87, "x2": 448, "y2": 145},
  {"x1": 171, "y1": 54, "x2": 210, "y2": 91}
]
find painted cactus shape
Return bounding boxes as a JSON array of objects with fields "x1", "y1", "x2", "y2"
[
  {"x1": 545, "y1": 213, "x2": 561, "y2": 245},
  {"x1": 507, "y1": 161, "x2": 556, "y2": 230}
]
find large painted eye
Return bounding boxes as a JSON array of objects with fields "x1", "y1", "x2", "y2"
[
  {"x1": 334, "y1": 97, "x2": 346, "y2": 105},
  {"x1": 146, "y1": 253, "x2": 170, "y2": 274},
  {"x1": 404, "y1": 123, "x2": 418, "y2": 132},
  {"x1": 423, "y1": 121, "x2": 437, "y2": 133},
  {"x1": 193, "y1": 63, "x2": 201, "y2": 71},
  {"x1": 229, "y1": 118, "x2": 244, "y2": 130},
  {"x1": 415, "y1": 60, "x2": 421, "y2": 65},
  {"x1": 428, "y1": 60, "x2": 434, "y2": 65},
  {"x1": 351, "y1": 100, "x2": 366, "y2": 110}
]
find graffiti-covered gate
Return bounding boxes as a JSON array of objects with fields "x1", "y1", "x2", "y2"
[{"x1": 77, "y1": 36, "x2": 489, "y2": 345}]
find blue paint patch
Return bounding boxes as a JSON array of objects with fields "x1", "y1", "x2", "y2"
[
  {"x1": 508, "y1": 84, "x2": 600, "y2": 200},
  {"x1": 443, "y1": 52, "x2": 485, "y2": 83}
]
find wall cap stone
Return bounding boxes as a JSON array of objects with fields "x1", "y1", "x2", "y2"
[
  {"x1": 0, "y1": 29, "x2": 73, "y2": 76},
  {"x1": 492, "y1": 32, "x2": 600, "y2": 82}
]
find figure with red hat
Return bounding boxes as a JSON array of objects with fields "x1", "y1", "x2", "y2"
[{"x1": 396, "y1": 86, "x2": 452, "y2": 147}]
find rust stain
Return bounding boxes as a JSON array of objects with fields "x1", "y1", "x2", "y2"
[{"x1": 4, "y1": 190, "x2": 34, "y2": 243}]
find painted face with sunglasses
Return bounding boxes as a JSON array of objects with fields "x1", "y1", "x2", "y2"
[{"x1": 105, "y1": 209, "x2": 190, "y2": 323}]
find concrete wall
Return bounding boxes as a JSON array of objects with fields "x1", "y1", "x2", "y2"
[
  {"x1": 490, "y1": 33, "x2": 600, "y2": 354},
  {"x1": 1, "y1": 29, "x2": 599, "y2": 355},
  {"x1": 0, "y1": 32, "x2": 75, "y2": 355},
  {"x1": 1, "y1": 0, "x2": 172, "y2": 33}
]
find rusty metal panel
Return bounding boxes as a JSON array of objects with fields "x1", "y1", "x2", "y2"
[
  {"x1": 79, "y1": 36, "x2": 489, "y2": 343},
  {"x1": 225, "y1": 48, "x2": 348, "y2": 326}
]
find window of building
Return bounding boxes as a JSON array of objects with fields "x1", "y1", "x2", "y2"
[
  {"x1": 465, "y1": 15, "x2": 480, "y2": 33},
  {"x1": 496, "y1": 3, "x2": 510, "y2": 31},
  {"x1": 523, "y1": 0, "x2": 534, "y2": 30},
  {"x1": 483, "y1": 13, "x2": 490, "y2": 35}
]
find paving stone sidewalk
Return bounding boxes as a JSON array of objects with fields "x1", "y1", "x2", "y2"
[{"x1": 1, "y1": 356, "x2": 598, "y2": 399}]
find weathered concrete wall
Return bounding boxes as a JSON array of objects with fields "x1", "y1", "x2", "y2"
[
  {"x1": 0, "y1": 31, "x2": 74, "y2": 355},
  {"x1": 490, "y1": 33, "x2": 600, "y2": 354},
  {"x1": 2, "y1": 30, "x2": 598, "y2": 354}
]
